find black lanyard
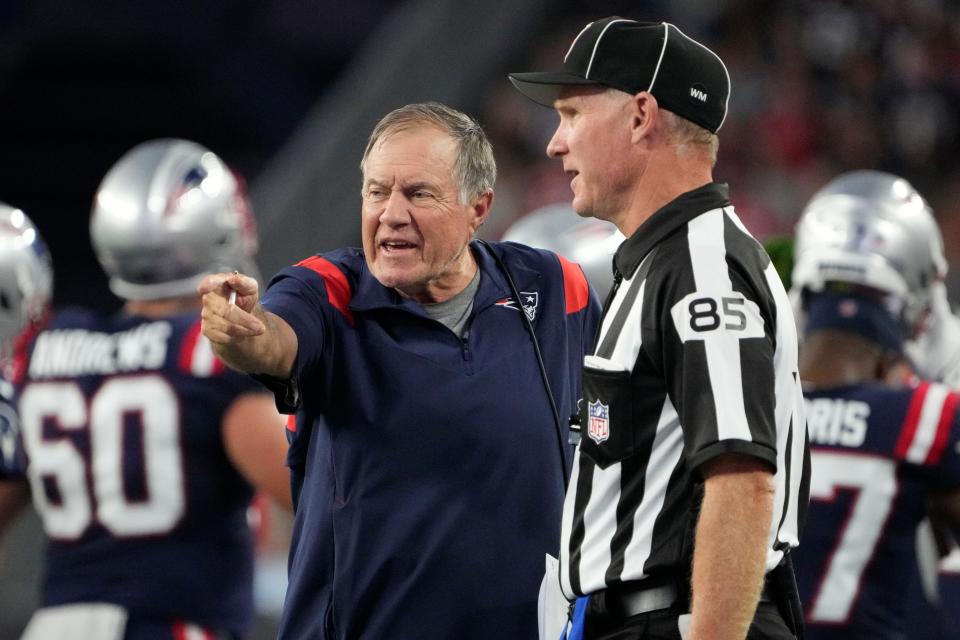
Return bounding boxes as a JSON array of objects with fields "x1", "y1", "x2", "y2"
[{"x1": 477, "y1": 240, "x2": 569, "y2": 488}]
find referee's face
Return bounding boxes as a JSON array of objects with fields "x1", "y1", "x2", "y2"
[
  {"x1": 547, "y1": 87, "x2": 635, "y2": 223},
  {"x1": 360, "y1": 125, "x2": 491, "y2": 303}
]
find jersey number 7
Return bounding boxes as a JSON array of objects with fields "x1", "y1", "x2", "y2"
[{"x1": 807, "y1": 450, "x2": 897, "y2": 623}]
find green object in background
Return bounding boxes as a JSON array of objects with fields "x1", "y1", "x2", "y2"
[{"x1": 764, "y1": 235, "x2": 794, "y2": 290}]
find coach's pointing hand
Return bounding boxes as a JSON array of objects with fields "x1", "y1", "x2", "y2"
[
  {"x1": 199, "y1": 271, "x2": 265, "y2": 342},
  {"x1": 198, "y1": 272, "x2": 297, "y2": 378}
]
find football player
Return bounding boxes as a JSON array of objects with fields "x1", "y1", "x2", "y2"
[
  {"x1": 3, "y1": 140, "x2": 291, "y2": 640},
  {"x1": 0, "y1": 202, "x2": 53, "y2": 546},
  {"x1": 789, "y1": 170, "x2": 960, "y2": 639}
]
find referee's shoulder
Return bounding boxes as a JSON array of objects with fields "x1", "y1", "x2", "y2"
[
  {"x1": 642, "y1": 209, "x2": 770, "y2": 288},
  {"x1": 644, "y1": 218, "x2": 705, "y2": 276},
  {"x1": 683, "y1": 208, "x2": 770, "y2": 270}
]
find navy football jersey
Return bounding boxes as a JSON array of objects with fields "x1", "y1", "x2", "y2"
[
  {"x1": 13, "y1": 307, "x2": 267, "y2": 637},
  {"x1": 939, "y1": 550, "x2": 960, "y2": 635},
  {"x1": 796, "y1": 381, "x2": 960, "y2": 639},
  {"x1": 904, "y1": 529, "x2": 960, "y2": 640}
]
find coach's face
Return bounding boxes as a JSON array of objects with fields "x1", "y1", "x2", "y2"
[
  {"x1": 361, "y1": 125, "x2": 491, "y2": 303},
  {"x1": 547, "y1": 86, "x2": 636, "y2": 224}
]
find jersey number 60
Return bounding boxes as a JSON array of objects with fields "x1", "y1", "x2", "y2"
[{"x1": 19, "y1": 375, "x2": 185, "y2": 540}]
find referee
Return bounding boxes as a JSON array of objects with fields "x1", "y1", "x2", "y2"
[{"x1": 511, "y1": 18, "x2": 809, "y2": 640}]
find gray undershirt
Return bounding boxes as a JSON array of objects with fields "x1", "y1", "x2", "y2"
[{"x1": 420, "y1": 269, "x2": 480, "y2": 338}]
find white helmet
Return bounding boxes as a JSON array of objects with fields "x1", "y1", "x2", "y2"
[
  {"x1": 791, "y1": 170, "x2": 946, "y2": 335},
  {"x1": 502, "y1": 203, "x2": 623, "y2": 298},
  {"x1": 0, "y1": 203, "x2": 53, "y2": 343},
  {"x1": 90, "y1": 139, "x2": 259, "y2": 301}
]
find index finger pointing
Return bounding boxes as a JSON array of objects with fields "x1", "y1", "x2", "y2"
[{"x1": 198, "y1": 272, "x2": 235, "y2": 296}]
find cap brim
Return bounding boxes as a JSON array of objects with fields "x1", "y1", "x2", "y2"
[{"x1": 508, "y1": 72, "x2": 599, "y2": 107}]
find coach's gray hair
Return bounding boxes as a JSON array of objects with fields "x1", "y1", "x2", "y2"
[{"x1": 361, "y1": 102, "x2": 496, "y2": 204}]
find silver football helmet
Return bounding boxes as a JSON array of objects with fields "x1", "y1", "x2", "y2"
[
  {"x1": 501, "y1": 203, "x2": 623, "y2": 298},
  {"x1": 791, "y1": 170, "x2": 946, "y2": 335},
  {"x1": 0, "y1": 203, "x2": 53, "y2": 344},
  {"x1": 90, "y1": 139, "x2": 259, "y2": 301}
]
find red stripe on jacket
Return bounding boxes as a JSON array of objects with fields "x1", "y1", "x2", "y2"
[
  {"x1": 557, "y1": 255, "x2": 590, "y2": 314},
  {"x1": 296, "y1": 256, "x2": 354, "y2": 324}
]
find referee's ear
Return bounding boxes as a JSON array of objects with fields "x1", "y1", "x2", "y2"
[{"x1": 629, "y1": 91, "x2": 660, "y2": 144}]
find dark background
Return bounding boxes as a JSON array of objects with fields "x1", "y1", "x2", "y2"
[{"x1": 0, "y1": 0, "x2": 399, "y2": 310}]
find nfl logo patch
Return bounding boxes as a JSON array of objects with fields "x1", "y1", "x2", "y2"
[{"x1": 587, "y1": 399, "x2": 610, "y2": 444}]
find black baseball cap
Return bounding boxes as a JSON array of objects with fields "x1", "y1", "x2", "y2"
[{"x1": 509, "y1": 17, "x2": 730, "y2": 133}]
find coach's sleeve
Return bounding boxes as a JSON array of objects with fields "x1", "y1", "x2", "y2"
[
  {"x1": 653, "y1": 246, "x2": 779, "y2": 477},
  {"x1": 259, "y1": 260, "x2": 341, "y2": 411}
]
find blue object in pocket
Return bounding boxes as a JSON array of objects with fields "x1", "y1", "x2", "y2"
[{"x1": 561, "y1": 596, "x2": 588, "y2": 640}]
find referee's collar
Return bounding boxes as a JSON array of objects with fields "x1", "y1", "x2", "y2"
[{"x1": 614, "y1": 182, "x2": 731, "y2": 278}]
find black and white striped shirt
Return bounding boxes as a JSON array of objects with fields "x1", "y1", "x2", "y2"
[{"x1": 560, "y1": 183, "x2": 809, "y2": 599}]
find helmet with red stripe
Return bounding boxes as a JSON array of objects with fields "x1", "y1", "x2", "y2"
[{"x1": 90, "y1": 139, "x2": 259, "y2": 301}]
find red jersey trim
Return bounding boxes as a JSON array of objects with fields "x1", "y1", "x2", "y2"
[
  {"x1": 172, "y1": 621, "x2": 216, "y2": 640},
  {"x1": 894, "y1": 382, "x2": 929, "y2": 460},
  {"x1": 178, "y1": 321, "x2": 202, "y2": 374},
  {"x1": 927, "y1": 391, "x2": 959, "y2": 465},
  {"x1": 178, "y1": 320, "x2": 226, "y2": 377}
]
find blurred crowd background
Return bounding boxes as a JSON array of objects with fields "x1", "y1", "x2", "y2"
[
  {"x1": 481, "y1": 0, "x2": 960, "y2": 296},
  {"x1": 0, "y1": 0, "x2": 958, "y2": 637}
]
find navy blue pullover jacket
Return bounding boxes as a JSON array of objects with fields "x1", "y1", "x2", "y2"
[{"x1": 261, "y1": 241, "x2": 601, "y2": 639}]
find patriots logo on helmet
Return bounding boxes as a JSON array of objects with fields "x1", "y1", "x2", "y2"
[
  {"x1": 165, "y1": 165, "x2": 209, "y2": 216},
  {"x1": 494, "y1": 291, "x2": 539, "y2": 321},
  {"x1": 587, "y1": 399, "x2": 610, "y2": 444}
]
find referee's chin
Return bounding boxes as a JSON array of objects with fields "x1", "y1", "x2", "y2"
[
  {"x1": 573, "y1": 206, "x2": 594, "y2": 219},
  {"x1": 569, "y1": 194, "x2": 591, "y2": 218}
]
